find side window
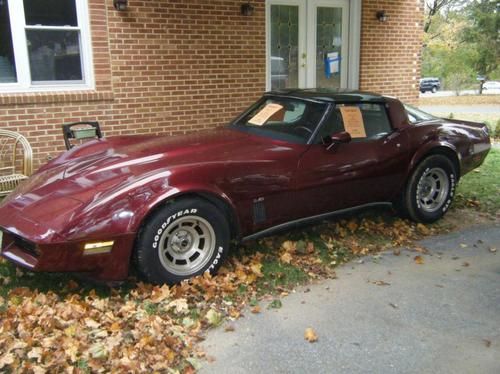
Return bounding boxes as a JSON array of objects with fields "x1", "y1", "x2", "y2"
[{"x1": 317, "y1": 103, "x2": 392, "y2": 142}]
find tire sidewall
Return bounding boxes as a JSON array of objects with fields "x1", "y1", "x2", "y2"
[
  {"x1": 406, "y1": 156, "x2": 456, "y2": 223},
  {"x1": 136, "y1": 199, "x2": 230, "y2": 284}
]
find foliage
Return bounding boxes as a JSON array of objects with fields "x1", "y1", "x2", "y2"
[
  {"x1": 495, "y1": 119, "x2": 500, "y2": 139},
  {"x1": 422, "y1": 0, "x2": 500, "y2": 90},
  {"x1": 461, "y1": 0, "x2": 500, "y2": 78}
]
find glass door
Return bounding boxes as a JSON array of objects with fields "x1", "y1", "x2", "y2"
[{"x1": 267, "y1": 0, "x2": 349, "y2": 90}]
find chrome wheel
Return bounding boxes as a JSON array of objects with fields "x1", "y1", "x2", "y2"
[
  {"x1": 417, "y1": 167, "x2": 449, "y2": 213},
  {"x1": 158, "y1": 216, "x2": 216, "y2": 276}
]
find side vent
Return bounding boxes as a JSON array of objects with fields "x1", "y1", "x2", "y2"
[{"x1": 253, "y1": 197, "x2": 266, "y2": 224}]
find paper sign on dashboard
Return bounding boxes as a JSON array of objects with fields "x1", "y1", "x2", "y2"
[
  {"x1": 248, "y1": 103, "x2": 284, "y2": 126},
  {"x1": 339, "y1": 106, "x2": 366, "y2": 138}
]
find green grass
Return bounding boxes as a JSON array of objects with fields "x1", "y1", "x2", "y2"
[{"x1": 454, "y1": 148, "x2": 500, "y2": 213}]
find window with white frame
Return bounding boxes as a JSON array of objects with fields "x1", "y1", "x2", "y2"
[{"x1": 0, "y1": 0, "x2": 94, "y2": 92}]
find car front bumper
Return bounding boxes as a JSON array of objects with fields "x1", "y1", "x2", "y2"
[{"x1": 0, "y1": 228, "x2": 136, "y2": 282}]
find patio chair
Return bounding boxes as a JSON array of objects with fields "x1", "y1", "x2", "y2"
[
  {"x1": 62, "y1": 121, "x2": 103, "y2": 150},
  {"x1": 0, "y1": 129, "x2": 33, "y2": 196}
]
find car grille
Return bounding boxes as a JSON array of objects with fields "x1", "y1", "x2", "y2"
[{"x1": 2, "y1": 232, "x2": 40, "y2": 257}]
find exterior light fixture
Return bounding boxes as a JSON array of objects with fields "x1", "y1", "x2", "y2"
[
  {"x1": 241, "y1": 2, "x2": 254, "y2": 16},
  {"x1": 376, "y1": 10, "x2": 388, "y2": 22},
  {"x1": 113, "y1": 0, "x2": 128, "y2": 11}
]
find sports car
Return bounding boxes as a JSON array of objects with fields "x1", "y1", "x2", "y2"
[{"x1": 0, "y1": 90, "x2": 491, "y2": 284}]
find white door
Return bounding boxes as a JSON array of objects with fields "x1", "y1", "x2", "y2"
[{"x1": 267, "y1": 0, "x2": 350, "y2": 90}]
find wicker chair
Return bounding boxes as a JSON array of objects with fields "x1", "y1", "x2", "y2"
[{"x1": 0, "y1": 129, "x2": 33, "y2": 196}]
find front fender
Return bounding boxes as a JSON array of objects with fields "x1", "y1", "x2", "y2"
[{"x1": 61, "y1": 168, "x2": 239, "y2": 242}]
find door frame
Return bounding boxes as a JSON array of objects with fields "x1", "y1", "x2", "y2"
[{"x1": 265, "y1": 0, "x2": 361, "y2": 90}]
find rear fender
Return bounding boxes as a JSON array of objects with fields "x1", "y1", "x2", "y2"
[{"x1": 408, "y1": 141, "x2": 461, "y2": 178}]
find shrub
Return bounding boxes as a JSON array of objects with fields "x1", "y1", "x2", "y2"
[{"x1": 494, "y1": 119, "x2": 500, "y2": 139}]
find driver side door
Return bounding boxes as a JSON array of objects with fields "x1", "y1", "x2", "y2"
[{"x1": 294, "y1": 102, "x2": 410, "y2": 217}]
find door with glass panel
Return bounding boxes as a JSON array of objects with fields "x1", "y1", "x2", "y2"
[{"x1": 267, "y1": 0, "x2": 349, "y2": 90}]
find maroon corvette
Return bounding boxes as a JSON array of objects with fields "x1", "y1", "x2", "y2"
[{"x1": 0, "y1": 90, "x2": 491, "y2": 284}]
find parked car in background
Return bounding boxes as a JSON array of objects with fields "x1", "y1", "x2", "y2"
[
  {"x1": 482, "y1": 81, "x2": 500, "y2": 90},
  {"x1": 0, "y1": 90, "x2": 491, "y2": 285},
  {"x1": 419, "y1": 77, "x2": 441, "y2": 93}
]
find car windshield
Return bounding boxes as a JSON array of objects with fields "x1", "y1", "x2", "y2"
[
  {"x1": 230, "y1": 97, "x2": 328, "y2": 144},
  {"x1": 404, "y1": 104, "x2": 437, "y2": 124}
]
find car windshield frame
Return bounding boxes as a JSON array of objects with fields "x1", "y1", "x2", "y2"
[
  {"x1": 230, "y1": 96, "x2": 329, "y2": 144},
  {"x1": 404, "y1": 104, "x2": 437, "y2": 124}
]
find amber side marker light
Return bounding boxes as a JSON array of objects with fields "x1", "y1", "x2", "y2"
[{"x1": 83, "y1": 241, "x2": 114, "y2": 255}]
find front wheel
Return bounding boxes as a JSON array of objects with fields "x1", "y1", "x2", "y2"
[
  {"x1": 135, "y1": 198, "x2": 230, "y2": 284},
  {"x1": 402, "y1": 155, "x2": 457, "y2": 223}
]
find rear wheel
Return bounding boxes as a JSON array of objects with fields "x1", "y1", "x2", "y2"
[
  {"x1": 402, "y1": 155, "x2": 457, "y2": 223},
  {"x1": 135, "y1": 198, "x2": 230, "y2": 284}
]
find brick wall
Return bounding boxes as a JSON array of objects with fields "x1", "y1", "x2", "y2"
[
  {"x1": 360, "y1": 0, "x2": 424, "y2": 102},
  {"x1": 0, "y1": 0, "x2": 422, "y2": 169}
]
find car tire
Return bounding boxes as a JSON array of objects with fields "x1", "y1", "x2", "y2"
[
  {"x1": 402, "y1": 155, "x2": 457, "y2": 223},
  {"x1": 135, "y1": 198, "x2": 230, "y2": 285},
  {"x1": 431, "y1": 86, "x2": 437, "y2": 93}
]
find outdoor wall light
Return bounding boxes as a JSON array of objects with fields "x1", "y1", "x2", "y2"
[
  {"x1": 376, "y1": 10, "x2": 388, "y2": 22},
  {"x1": 241, "y1": 2, "x2": 254, "y2": 16},
  {"x1": 113, "y1": 0, "x2": 128, "y2": 11}
]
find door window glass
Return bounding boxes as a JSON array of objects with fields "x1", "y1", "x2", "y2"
[
  {"x1": 316, "y1": 7, "x2": 343, "y2": 89},
  {"x1": 317, "y1": 103, "x2": 392, "y2": 141},
  {"x1": 270, "y1": 5, "x2": 299, "y2": 90}
]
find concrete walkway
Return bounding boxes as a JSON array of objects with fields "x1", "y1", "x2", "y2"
[{"x1": 201, "y1": 224, "x2": 500, "y2": 374}]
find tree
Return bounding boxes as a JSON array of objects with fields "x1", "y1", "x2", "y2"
[
  {"x1": 461, "y1": 0, "x2": 500, "y2": 79},
  {"x1": 424, "y1": 0, "x2": 468, "y2": 33}
]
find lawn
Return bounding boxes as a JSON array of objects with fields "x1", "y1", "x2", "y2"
[
  {"x1": 418, "y1": 94, "x2": 500, "y2": 106},
  {"x1": 0, "y1": 149, "x2": 498, "y2": 372}
]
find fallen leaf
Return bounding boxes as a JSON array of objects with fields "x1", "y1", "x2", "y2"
[
  {"x1": 205, "y1": 309, "x2": 222, "y2": 326},
  {"x1": 88, "y1": 343, "x2": 108, "y2": 359},
  {"x1": 460, "y1": 243, "x2": 468, "y2": 248},
  {"x1": 151, "y1": 284, "x2": 171, "y2": 303},
  {"x1": 282, "y1": 240, "x2": 296, "y2": 253},
  {"x1": 416, "y1": 223, "x2": 430, "y2": 235},
  {"x1": 251, "y1": 305, "x2": 261, "y2": 314},
  {"x1": 414, "y1": 255, "x2": 424, "y2": 265},
  {"x1": 482, "y1": 339, "x2": 491, "y2": 348},
  {"x1": 393, "y1": 248, "x2": 401, "y2": 256},
  {"x1": 168, "y1": 298, "x2": 189, "y2": 314},
  {"x1": 389, "y1": 303, "x2": 398, "y2": 309},
  {"x1": 372, "y1": 280, "x2": 391, "y2": 286},
  {"x1": 304, "y1": 328, "x2": 318, "y2": 343},
  {"x1": 462, "y1": 262, "x2": 470, "y2": 267},
  {"x1": 224, "y1": 325, "x2": 235, "y2": 332},
  {"x1": 280, "y1": 252, "x2": 293, "y2": 264},
  {"x1": 489, "y1": 247, "x2": 497, "y2": 253},
  {"x1": 267, "y1": 299, "x2": 282, "y2": 309}
]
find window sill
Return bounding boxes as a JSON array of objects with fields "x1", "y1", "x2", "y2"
[{"x1": 0, "y1": 90, "x2": 114, "y2": 106}]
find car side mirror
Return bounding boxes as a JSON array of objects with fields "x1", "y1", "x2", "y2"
[
  {"x1": 325, "y1": 131, "x2": 351, "y2": 150},
  {"x1": 330, "y1": 131, "x2": 351, "y2": 144}
]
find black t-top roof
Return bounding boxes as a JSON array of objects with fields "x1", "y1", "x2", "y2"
[{"x1": 266, "y1": 89, "x2": 388, "y2": 103}]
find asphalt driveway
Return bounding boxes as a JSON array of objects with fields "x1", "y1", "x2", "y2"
[{"x1": 201, "y1": 223, "x2": 500, "y2": 374}]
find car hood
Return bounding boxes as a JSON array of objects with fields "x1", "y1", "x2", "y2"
[{"x1": 0, "y1": 128, "x2": 258, "y2": 240}]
